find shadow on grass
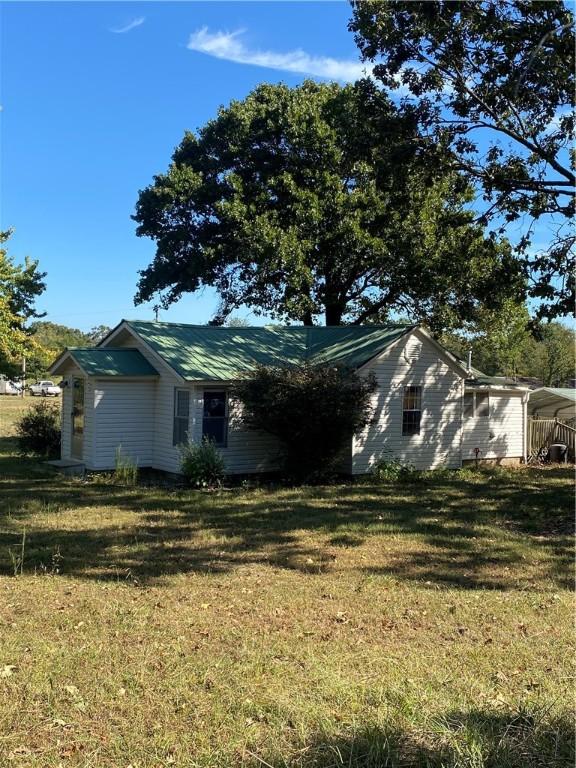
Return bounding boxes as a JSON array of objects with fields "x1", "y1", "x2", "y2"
[
  {"x1": 248, "y1": 708, "x2": 574, "y2": 767},
  {"x1": 0, "y1": 458, "x2": 573, "y2": 588}
]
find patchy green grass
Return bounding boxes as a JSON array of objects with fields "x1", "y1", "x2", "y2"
[{"x1": 0, "y1": 396, "x2": 573, "y2": 767}]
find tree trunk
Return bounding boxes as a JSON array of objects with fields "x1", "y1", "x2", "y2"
[{"x1": 325, "y1": 305, "x2": 343, "y2": 326}]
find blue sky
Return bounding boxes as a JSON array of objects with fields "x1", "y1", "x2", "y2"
[
  {"x1": 0, "y1": 2, "x2": 566, "y2": 332},
  {"x1": 1, "y1": 1, "x2": 368, "y2": 331}
]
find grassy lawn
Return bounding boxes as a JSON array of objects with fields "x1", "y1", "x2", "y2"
[{"x1": 0, "y1": 396, "x2": 573, "y2": 767}]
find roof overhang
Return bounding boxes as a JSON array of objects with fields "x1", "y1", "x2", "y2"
[
  {"x1": 49, "y1": 347, "x2": 159, "y2": 378},
  {"x1": 49, "y1": 349, "x2": 86, "y2": 377},
  {"x1": 98, "y1": 319, "x2": 186, "y2": 383}
]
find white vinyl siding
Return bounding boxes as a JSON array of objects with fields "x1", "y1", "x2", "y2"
[
  {"x1": 462, "y1": 390, "x2": 524, "y2": 461},
  {"x1": 92, "y1": 380, "x2": 155, "y2": 469},
  {"x1": 111, "y1": 330, "x2": 187, "y2": 472},
  {"x1": 352, "y1": 330, "x2": 464, "y2": 472},
  {"x1": 190, "y1": 391, "x2": 281, "y2": 475}
]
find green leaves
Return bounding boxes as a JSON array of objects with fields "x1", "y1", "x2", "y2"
[
  {"x1": 350, "y1": 0, "x2": 575, "y2": 319},
  {"x1": 134, "y1": 80, "x2": 523, "y2": 329},
  {"x1": 233, "y1": 362, "x2": 377, "y2": 482},
  {"x1": 0, "y1": 231, "x2": 47, "y2": 374}
]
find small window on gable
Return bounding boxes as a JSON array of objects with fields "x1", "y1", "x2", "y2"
[
  {"x1": 173, "y1": 388, "x2": 190, "y2": 446},
  {"x1": 464, "y1": 391, "x2": 490, "y2": 418},
  {"x1": 203, "y1": 391, "x2": 228, "y2": 446},
  {"x1": 402, "y1": 385, "x2": 422, "y2": 436}
]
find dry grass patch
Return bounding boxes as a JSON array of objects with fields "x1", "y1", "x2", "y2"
[{"x1": 0, "y1": 397, "x2": 573, "y2": 766}]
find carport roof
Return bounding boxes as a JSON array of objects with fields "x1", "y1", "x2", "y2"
[{"x1": 529, "y1": 387, "x2": 576, "y2": 411}]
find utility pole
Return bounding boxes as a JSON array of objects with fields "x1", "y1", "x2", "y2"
[{"x1": 21, "y1": 356, "x2": 26, "y2": 398}]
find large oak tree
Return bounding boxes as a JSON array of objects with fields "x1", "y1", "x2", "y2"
[
  {"x1": 350, "y1": 0, "x2": 575, "y2": 319},
  {"x1": 134, "y1": 80, "x2": 523, "y2": 329}
]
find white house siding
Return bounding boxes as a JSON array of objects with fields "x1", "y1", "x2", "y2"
[
  {"x1": 109, "y1": 330, "x2": 184, "y2": 472},
  {"x1": 462, "y1": 391, "x2": 525, "y2": 462},
  {"x1": 92, "y1": 380, "x2": 156, "y2": 469},
  {"x1": 352, "y1": 331, "x2": 464, "y2": 472},
  {"x1": 190, "y1": 391, "x2": 282, "y2": 475}
]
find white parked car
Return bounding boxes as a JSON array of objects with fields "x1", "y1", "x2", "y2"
[
  {"x1": 29, "y1": 380, "x2": 61, "y2": 397},
  {"x1": 0, "y1": 378, "x2": 23, "y2": 395}
]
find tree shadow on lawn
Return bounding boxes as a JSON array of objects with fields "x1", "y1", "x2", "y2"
[
  {"x1": 0, "y1": 466, "x2": 572, "y2": 588},
  {"x1": 247, "y1": 708, "x2": 574, "y2": 767}
]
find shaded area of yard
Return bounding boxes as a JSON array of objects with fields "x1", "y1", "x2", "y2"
[
  {"x1": 0, "y1": 459, "x2": 572, "y2": 591},
  {"x1": 250, "y1": 710, "x2": 574, "y2": 768},
  {"x1": 0, "y1": 397, "x2": 573, "y2": 767}
]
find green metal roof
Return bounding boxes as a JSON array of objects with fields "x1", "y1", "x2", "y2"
[
  {"x1": 68, "y1": 348, "x2": 159, "y2": 377},
  {"x1": 124, "y1": 321, "x2": 415, "y2": 381}
]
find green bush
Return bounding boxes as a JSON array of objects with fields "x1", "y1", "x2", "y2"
[
  {"x1": 180, "y1": 438, "x2": 225, "y2": 488},
  {"x1": 233, "y1": 363, "x2": 377, "y2": 482},
  {"x1": 16, "y1": 400, "x2": 61, "y2": 457},
  {"x1": 371, "y1": 457, "x2": 418, "y2": 483}
]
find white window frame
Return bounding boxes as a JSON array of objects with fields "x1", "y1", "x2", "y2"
[
  {"x1": 202, "y1": 389, "x2": 228, "y2": 447},
  {"x1": 402, "y1": 385, "x2": 422, "y2": 436},
  {"x1": 173, "y1": 388, "x2": 190, "y2": 446},
  {"x1": 464, "y1": 391, "x2": 490, "y2": 419}
]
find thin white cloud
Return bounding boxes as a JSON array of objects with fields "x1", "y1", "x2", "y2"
[
  {"x1": 110, "y1": 17, "x2": 146, "y2": 35},
  {"x1": 187, "y1": 27, "x2": 371, "y2": 82}
]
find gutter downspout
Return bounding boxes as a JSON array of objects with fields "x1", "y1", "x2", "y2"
[{"x1": 522, "y1": 392, "x2": 528, "y2": 464}]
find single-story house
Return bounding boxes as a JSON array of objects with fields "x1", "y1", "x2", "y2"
[
  {"x1": 528, "y1": 387, "x2": 576, "y2": 421},
  {"x1": 49, "y1": 320, "x2": 530, "y2": 475}
]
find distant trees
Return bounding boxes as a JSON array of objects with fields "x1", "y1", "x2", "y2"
[
  {"x1": 533, "y1": 323, "x2": 575, "y2": 386},
  {"x1": 350, "y1": 1, "x2": 575, "y2": 320},
  {"x1": 442, "y1": 303, "x2": 575, "y2": 384},
  {"x1": 26, "y1": 322, "x2": 110, "y2": 378},
  {"x1": 133, "y1": 80, "x2": 523, "y2": 330}
]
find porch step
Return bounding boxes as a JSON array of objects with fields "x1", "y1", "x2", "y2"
[{"x1": 45, "y1": 459, "x2": 85, "y2": 477}]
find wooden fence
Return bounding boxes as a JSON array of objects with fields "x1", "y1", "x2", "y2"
[{"x1": 528, "y1": 417, "x2": 576, "y2": 462}]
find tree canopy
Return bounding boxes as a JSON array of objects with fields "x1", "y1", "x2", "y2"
[
  {"x1": 134, "y1": 80, "x2": 523, "y2": 329},
  {"x1": 0, "y1": 231, "x2": 46, "y2": 375},
  {"x1": 350, "y1": 0, "x2": 575, "y2": 320}
]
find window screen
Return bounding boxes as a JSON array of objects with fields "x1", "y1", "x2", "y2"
[
  {"x1": 402, "y1": 385, "x2": 422, "y2": 436},
  {"x1": 203, "y1": 391, "x2": 228, "y2": 446},
  {"x1": 475, "y1": 392, "x2": 490, "y2": 418},
  {"x1": 173, "y1": 389, "x2": 190, "y2": 445},
  {"x1": 464, "y1": 392, "x2": 490, "y2": 418}
]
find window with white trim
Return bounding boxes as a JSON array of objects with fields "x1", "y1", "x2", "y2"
[
  {"x1": 402, "y1": 385, "x2": 422, "y2": 436},
  {"x1": 464, "y1": 391, "x2": 490, "y2": 418},
  {"x1": 202, "y1": 390, "x2": 228, "y2": 446},
  {"x1": 173, "y1": 388, "x2": 190, "y2": 445}
]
